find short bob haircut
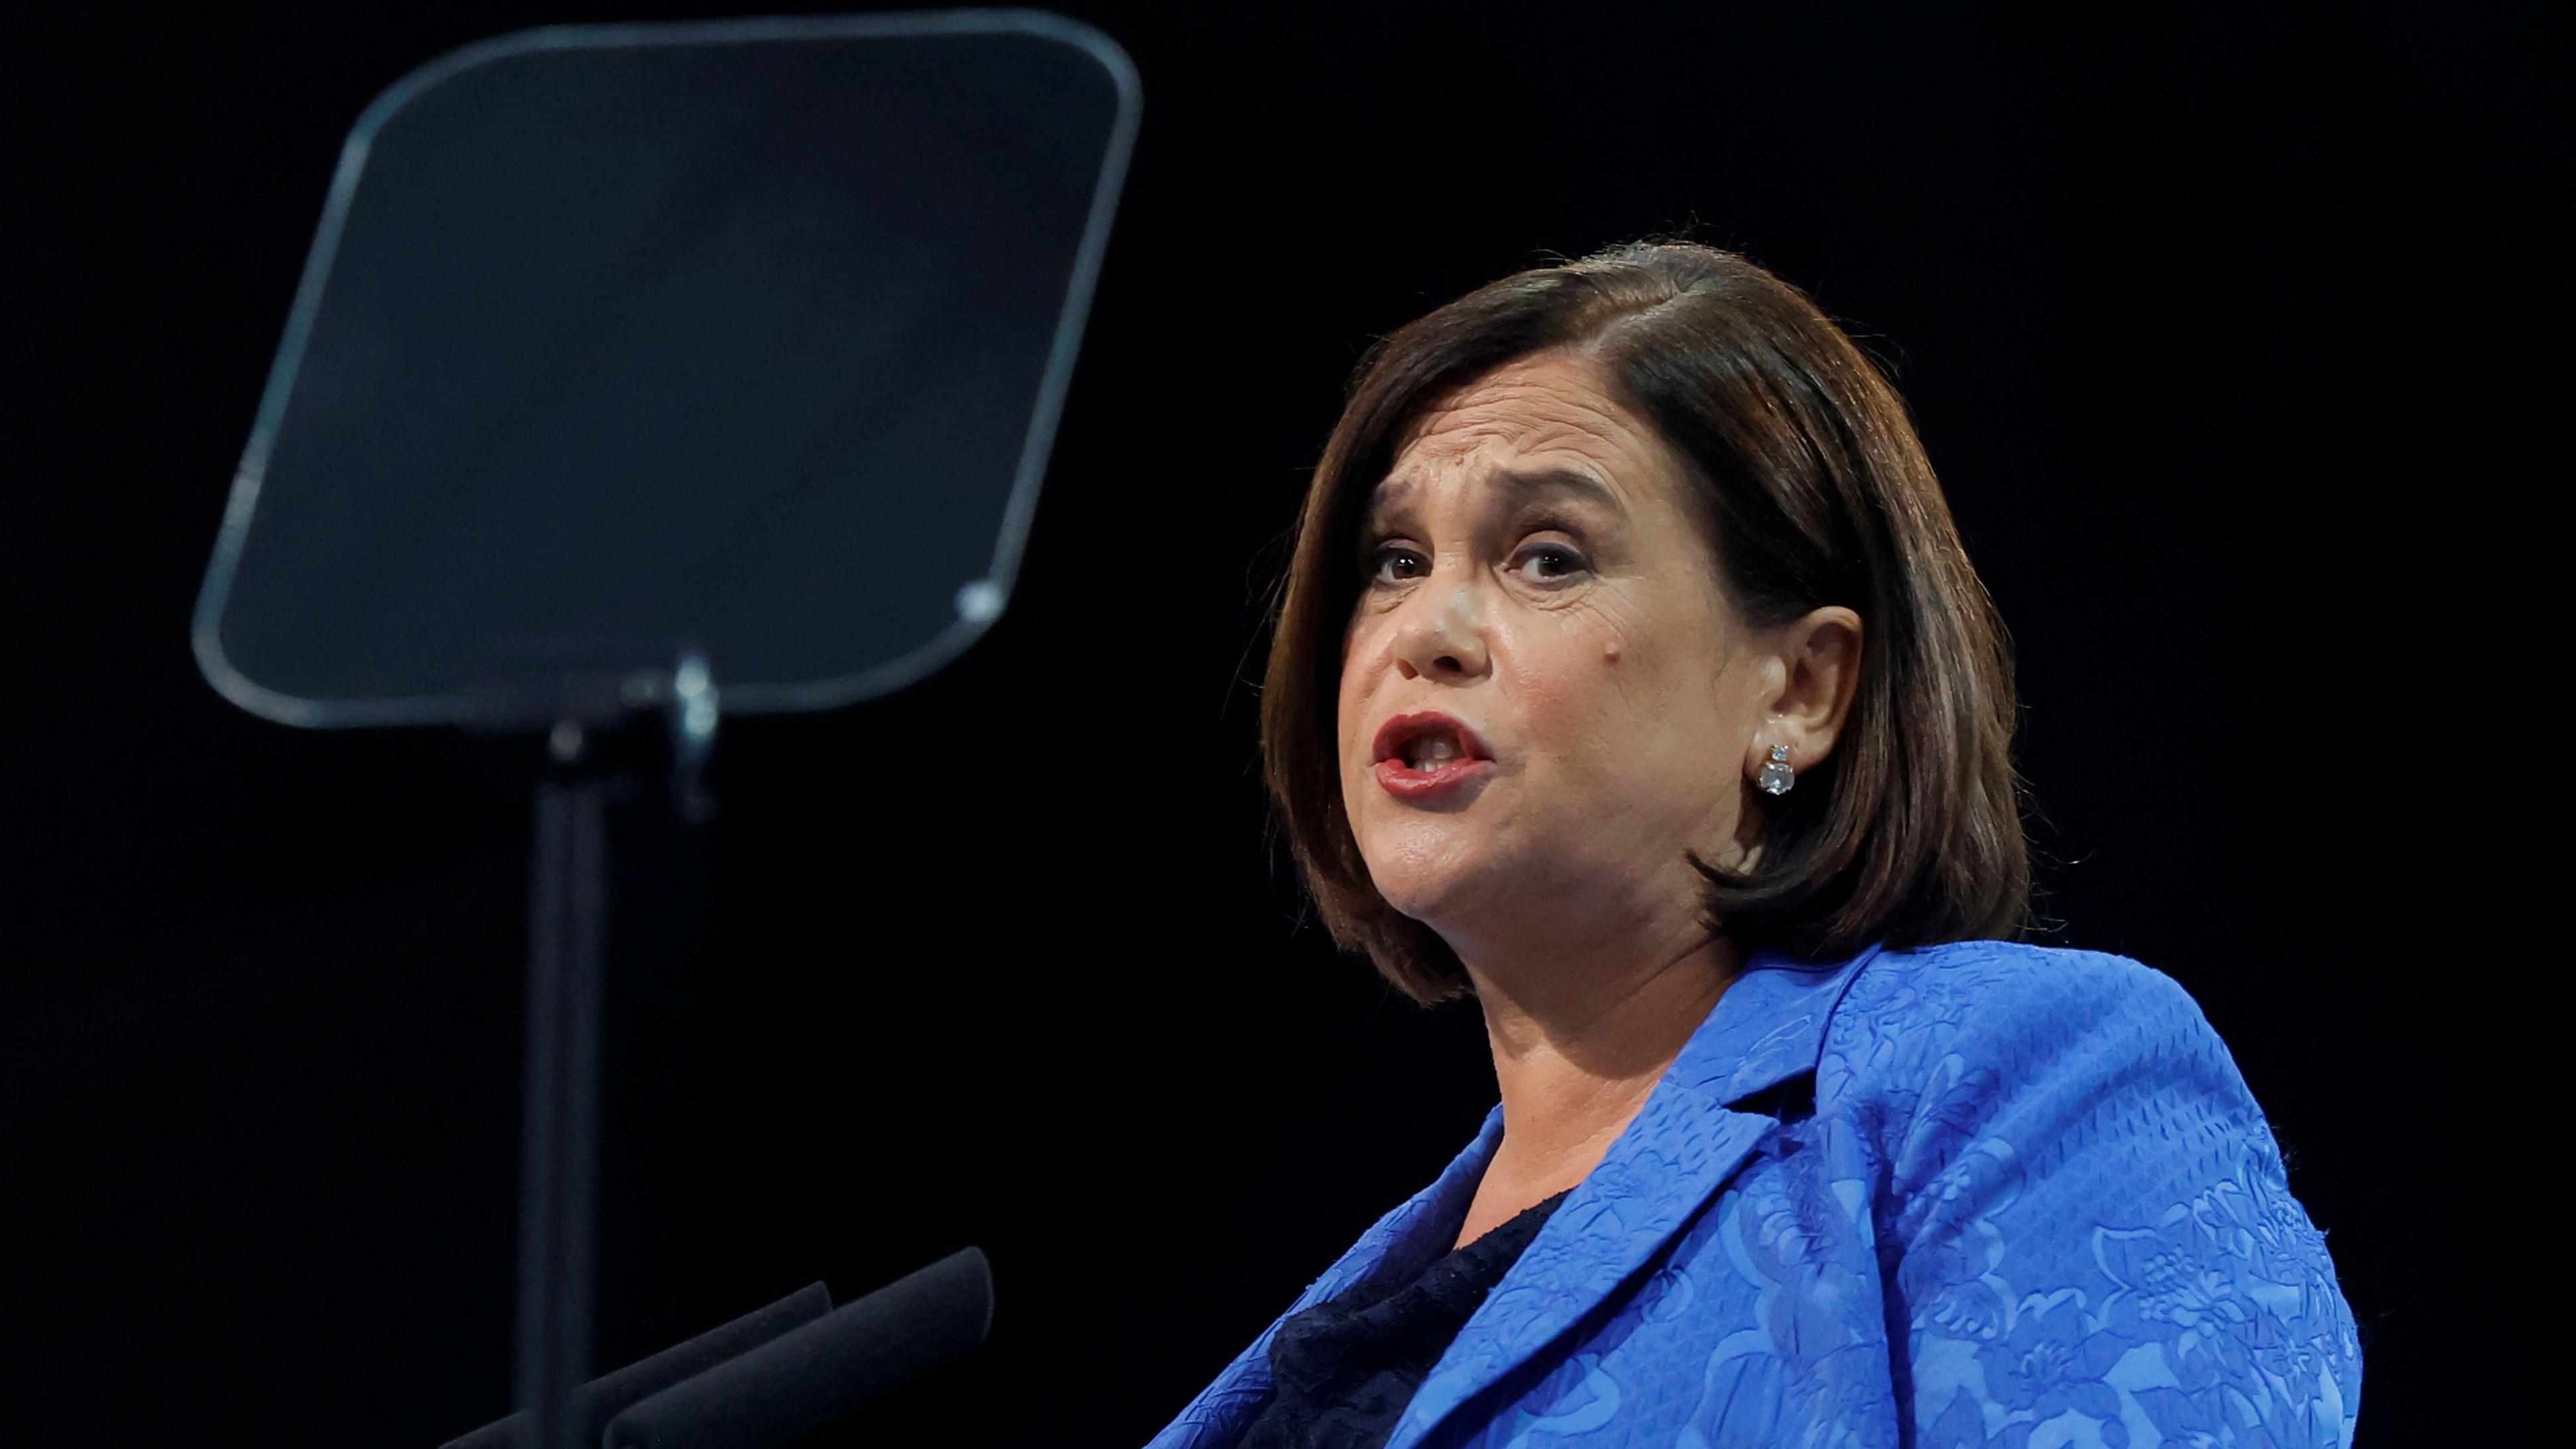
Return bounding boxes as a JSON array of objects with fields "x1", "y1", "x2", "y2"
[{"x1": 1262, "y1": 241, "x2": 2028, "y2": 1005}]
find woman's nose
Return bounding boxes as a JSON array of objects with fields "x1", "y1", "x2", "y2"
[{"x1": 1393, "y1": 580, "x2": 1490, "y2": 680}]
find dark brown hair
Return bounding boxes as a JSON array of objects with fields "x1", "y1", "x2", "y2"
[{"x1": 1260, "y1": 241, "x2": 2028, "y2": 1004}]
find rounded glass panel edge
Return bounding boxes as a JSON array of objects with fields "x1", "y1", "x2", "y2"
[{"x1": 189, "y1": 9, "x2": 1142, "y2": 729}]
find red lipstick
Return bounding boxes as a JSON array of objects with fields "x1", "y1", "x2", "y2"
[{"x1": 1370, "y1": 710, "x2": 1496, "y2": 803}]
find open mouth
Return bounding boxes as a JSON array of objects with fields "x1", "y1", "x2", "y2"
[{"x1": 1371, "y1": 711, "x2": 1496, "y2": 798}]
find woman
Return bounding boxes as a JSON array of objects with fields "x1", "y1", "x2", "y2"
[{"x1": 1148, "y1": 242, "x2": 2360, "y2": 1448}]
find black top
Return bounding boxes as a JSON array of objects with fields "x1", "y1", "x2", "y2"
[{"x1": 1235, "y1": 1189, "x2": 1572, "y2": 1449}]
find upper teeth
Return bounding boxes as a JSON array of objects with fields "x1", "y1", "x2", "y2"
[{"x1": 1406, "y1": 735, "x2": 1459, "y2": 769}]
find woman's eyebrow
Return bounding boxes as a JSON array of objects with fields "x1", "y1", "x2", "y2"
[{"x1": 1362, "y1": 474, "x2": 1416, "y2": 518}]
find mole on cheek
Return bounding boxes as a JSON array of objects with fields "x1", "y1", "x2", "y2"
[{"x1": 1603, "y1": 641, "x2": 1623, "y2": 665}]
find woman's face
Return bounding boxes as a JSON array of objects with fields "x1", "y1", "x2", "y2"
[{"x1": 1334, "y1": 350, "x2": 1796, "y2": 959}]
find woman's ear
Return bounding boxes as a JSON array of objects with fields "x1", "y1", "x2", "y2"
[{"x1": 1747, "y1": 605, "x2": 1864, "y2": 783}]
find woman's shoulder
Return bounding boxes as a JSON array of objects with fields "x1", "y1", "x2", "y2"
[
  {"x1": 1818, "y1": 938, "x2": 2241, "y2": 1114},
  {"x1": 1833, "y1": 936, "x2": 2205, "y2": 1038},
  {"x1": 1801, "y1": 943, "x2": 2363, "y2": 1442}
]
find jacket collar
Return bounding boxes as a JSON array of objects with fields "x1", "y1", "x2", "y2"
[
  {"x1": 1142, "y1": 1106, "x2": 1506, "y2": 1449},
  {"x1": 1383, "y1": 941, "x2": 1880, "y2": 1449},
  {"x1": 1143, "y1": 943, "x2": 1880, "y2": 1449}
]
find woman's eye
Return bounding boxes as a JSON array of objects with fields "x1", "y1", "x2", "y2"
[
  {"x1": 1509, "y1": 543, "x2": 1588, "y2": 585},
  {"x1": 1368, "y1": 545, "x2": 1429, "y2": 583}
]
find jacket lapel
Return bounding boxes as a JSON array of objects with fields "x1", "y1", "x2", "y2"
[
  {"x1": 1146, "y1": 1108, "x2": 1509, "y2": 1449},
  {"x1": 1381, "y1": 946, "x2": 1880, "y2": 1449}
]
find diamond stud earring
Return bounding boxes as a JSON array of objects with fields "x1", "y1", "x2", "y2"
[{"x1": 1757, "y1": 744, "x2": 1794, "y2": 796}]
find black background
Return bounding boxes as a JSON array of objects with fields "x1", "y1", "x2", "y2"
[{"x1": 2, "y1": 3, "x2": 2550, "y2": 1445}]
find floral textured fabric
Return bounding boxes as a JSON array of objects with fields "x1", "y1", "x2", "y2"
[
  {"x1": 1238, "y1": 1189, "x2": 1572, "y2": 1449},
  {"x1": 1147, "y1": 941, "x2": 2360, "y2": 1449}
]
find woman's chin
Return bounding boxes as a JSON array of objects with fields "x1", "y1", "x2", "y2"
[{"x1": 1360, "y1": 849, "x2": 1518, "y2": 936}]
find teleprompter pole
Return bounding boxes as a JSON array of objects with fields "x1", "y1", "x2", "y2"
[{"x1": 514, "y1": 724, "x2": 610, "y2": 1449}]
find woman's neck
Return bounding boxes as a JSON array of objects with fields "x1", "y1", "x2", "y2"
[{"x1": 1450, "y1": 926, "x2": 1738, "y2": 1237}]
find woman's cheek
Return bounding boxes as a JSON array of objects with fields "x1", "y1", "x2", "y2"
[
  {"x1": 1335, "y1": 621, "x2": 1387, "y2": 763},
  {"x1": 1507, "y1": 619, "x2": 1633, "y2": 780}
]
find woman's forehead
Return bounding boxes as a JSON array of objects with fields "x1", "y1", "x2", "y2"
[
  {"x1": 1396, "y1": 356, "x2": 1644, "y2": 462},
  {"x1": 1378, "y1": 356, "x2": 1677, "y2": 513}
]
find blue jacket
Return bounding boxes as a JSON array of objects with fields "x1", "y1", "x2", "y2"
[{"x1": 1148, "y1": 941, "x2": 2361, "y2": 1448}]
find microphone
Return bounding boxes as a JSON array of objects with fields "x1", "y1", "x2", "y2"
[
  {"x1": 440, "y1": 1282, "x2": 832, "y2": 1449},
  {"x1": 602, "y1": 1247, "x2": 994, "y2": 1449}
]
